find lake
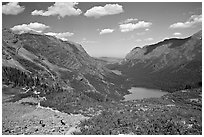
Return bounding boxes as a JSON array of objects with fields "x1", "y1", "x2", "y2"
[{"x1": 124, "y1": 87, "x2": 168, "y2": 101}]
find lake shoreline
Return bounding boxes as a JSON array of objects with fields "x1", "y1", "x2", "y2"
[{"x1": 124, "y1": 87, "x2": 168, "y2": 101}]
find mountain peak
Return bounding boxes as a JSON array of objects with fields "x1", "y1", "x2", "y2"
[
  {"x1": 132, "y1": 47, "x2": 141, "y2": 51},
  {"x1": 114, "y1": 29, "x2": 202, "y2": 94}
]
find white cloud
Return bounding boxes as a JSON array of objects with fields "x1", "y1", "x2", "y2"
[
  {"x1": 31, "y1": 2, "x2": 82, "y2": 18},
  {"x1": 11, "y1": 22, "x2": 50, "y2": 34},
  {"x1": 2, "y1": 2, "x2": 25, "y2": 15},
  {"x1": 119, "y1": 21, "x2": 152, "y2": 32},
  {"x1": 144, "y1": 38, "x2": 153, "y2": 41},
  {"x1": 99, "y1": 29, "x2": 114, "y2": 35},
  {"x1": 173, "y1": 32, "x2": 182, "y2": 36},
  {"x1": 119, "y1": 18, "x2": 138, "y2": 24},
  {"x1": 169, "y1": 14, "x2": 202, "y2": 29},
  {"x1": 84, "y1": 4, "x2": 123, "y2": 18},
  {"x1": 145, "y1": 28, "x2": 149, "y2": 31},
  {"x1": 45, "y1": 32, "x2": 74, "y2": 41}
]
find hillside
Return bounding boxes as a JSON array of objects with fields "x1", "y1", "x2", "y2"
[
  {"x1": 95, "y1": 57, "x2": 123, "y2": 65},
  {"x1": 107, "y1": 30, "x2": 202, "y2": 92},
  {"x1": 2, "y1": 28, "x2": 128, "y2": 102},
  {"x1": 2, "y1": 28, "x2": 202, "y2": 135}
]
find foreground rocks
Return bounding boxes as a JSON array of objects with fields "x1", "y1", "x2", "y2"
[
  {"x1": 2, "y1": 95, "x2": 88, "y2": 135},
  {"x1": 2, "y1": 88, "x2": 202, "y2": 135}
]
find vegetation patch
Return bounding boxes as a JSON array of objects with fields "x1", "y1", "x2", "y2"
[{"x1": 75, "y1": 88, "x2": 202, "y2": 135}]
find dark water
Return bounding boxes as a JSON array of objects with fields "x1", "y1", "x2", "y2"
[{"x1": 124, "y1": 87, "x2": 168, "y2": 101}]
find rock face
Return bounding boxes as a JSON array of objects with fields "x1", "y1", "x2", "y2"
[
  {"x1": 116, "y1": 30, "x2": 202, "y2": 91},
  {"x1": 2, "y1": 28, "x2": 126, "y2": 101},
  {"x1": 18, "y1": 32, "x2": 102, "y2": 73}
]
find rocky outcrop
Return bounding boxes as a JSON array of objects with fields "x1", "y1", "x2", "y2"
[{"x1": 2, "y1": 95, "x2": 88, "y2": 135}]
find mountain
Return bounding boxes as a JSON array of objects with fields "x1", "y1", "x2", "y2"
[
  {"x1": 108, "y1": 30, "x2": 202, "y2": 91},
  {"x1": 95, "y1": 57, "x2": 123, "y2": 65},
  {"x1": 2, "y1": 28, "x2": 127, "y2": 103},
  {"x1": 2, "y1": 28, "x2": 202, "y2": 135}
]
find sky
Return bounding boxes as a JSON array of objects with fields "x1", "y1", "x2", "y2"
[{"x1": 2, "y1": 2, "x2": 202, "y2": 58}]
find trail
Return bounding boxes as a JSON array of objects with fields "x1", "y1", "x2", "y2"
[{"x1": 2, "y1": 94, "x2": 88, "y2": 135}]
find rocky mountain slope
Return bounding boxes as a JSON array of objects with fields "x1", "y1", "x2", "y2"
[
  {"x1": 2, "y1": 28, "x2": 127, "y2": 101},
  {"x1": 95, "y1": 57, "x2": 123, "y2": 65},
  {"x1": 2, "y1": 28, "x2": 202, "y2": 135},
  {"x1": 2, "y1": 89, "x2": 88, "y2": 135},
  {"x1": 107, "y1": 30, "x2": 202, "y2": 91}
]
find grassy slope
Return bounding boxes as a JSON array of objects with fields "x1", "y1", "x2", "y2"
[
  {"x1": 74, "y1": 88, "x2": 202, "y2": 135},
  {"x1": 2, "y1": 90, "x2": 88, "y2": 135},
  {"x1": 3, "y1": 83, "x2": 202, "y2": 135}
]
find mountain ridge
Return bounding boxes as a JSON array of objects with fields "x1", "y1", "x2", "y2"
[
  {"x1": 2, "y1": 28, "x2": 128, "y2": 102},
  {"x1": 107, "y1": 30, "x2": 202, "y2": 91},
  {"x1": 2, "y1": 28, "x2": 202, "y2": 135}
]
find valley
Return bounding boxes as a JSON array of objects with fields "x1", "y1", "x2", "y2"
[{"x1": 2, "y1": 28, "x2": 202, "y2": 135}]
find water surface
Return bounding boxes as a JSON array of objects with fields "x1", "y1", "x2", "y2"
[{"x1": 124, "y1": 87, "x2": 168, "y2": 101}]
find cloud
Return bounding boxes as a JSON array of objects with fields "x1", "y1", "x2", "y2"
[
  {"x1": 99, "y1": 29, "x2": 114, "y2": 35},
  {"x1": 44, "y1": 32, "x2": 74, "y2": 41},
  {"x1": 173, "y1": 32, "x2": 182, "y2": 36},
  {"x1": 11, "y1": 22, "x2": 50, "y2": 34},
  {"x1": 145, "y1": 28, "x2": 149, "y2": 31},
  {"x1": 2, "y1": 2, "x2": 25, "y2": 15},
  {"x1": 169, "y1": 14, "x2": 202, "y2": 29},
  {"x1": 31, "y1": 2, "x2": 82, "y2": 18},
  {"x1": 119, "y1": 21, "x2": 152, "y2": 32},
  {"x1": 119, "y1": 18, "x2": 138, "y2": 24},
  {"x1": 144, "y1": 38, "x2": 153, "y2": 41},
  {"x1": 84, "y1": 4, "x2": 123, "y2": 18}
]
